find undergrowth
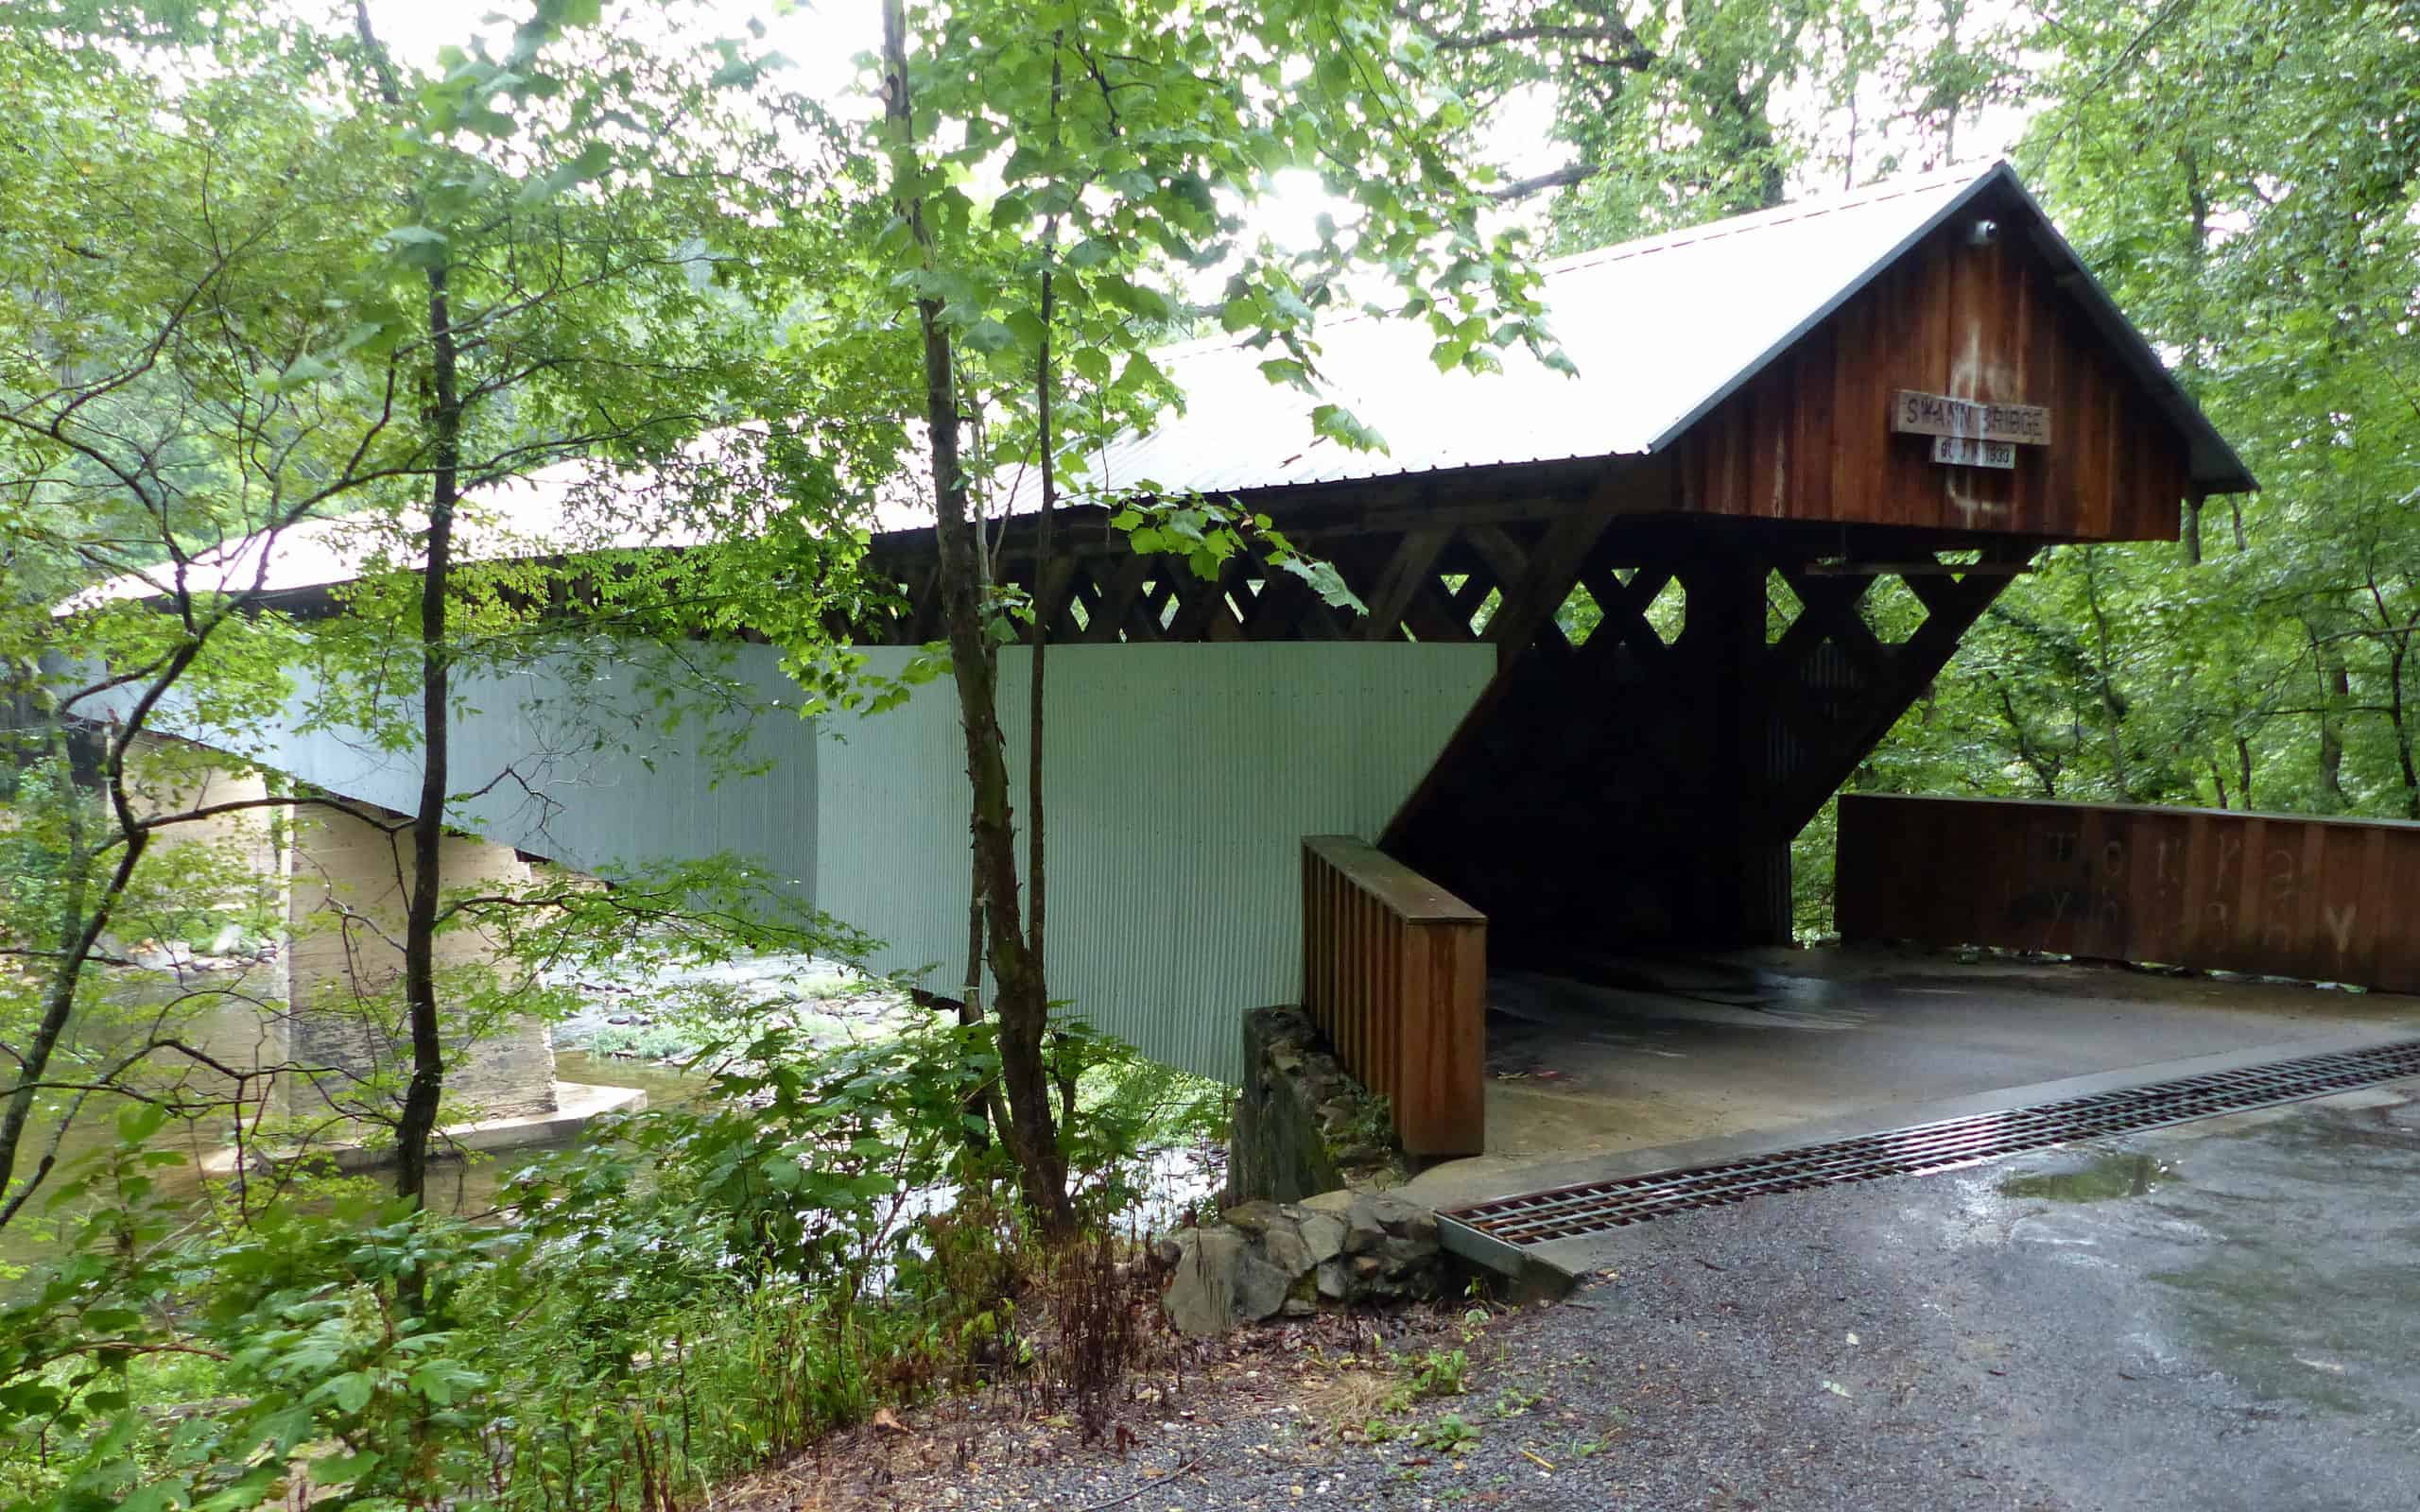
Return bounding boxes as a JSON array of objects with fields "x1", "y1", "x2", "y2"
[{"x1": 0, "y1": 1015, "x2": 1195, "y2": 1510}]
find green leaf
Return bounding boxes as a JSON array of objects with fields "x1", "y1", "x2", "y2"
[
  {"x1": 1310, "y1": 403, "x2": 1387, "y2": 453},
  {"x1": 1258, "y1": 357, "x2": 1312, "y2": 391},
  {"x1": 380, "y1": 225, "x2": 451, "y2": 268},
  {"x1": 518, "y1": 138, "x2": 615, "y2": 206},
  {"x1": 406, "y1": 1360, "x2": 482, "y2": 1406},
  {"x1": 115, "y1": 1101, "x2": 169, "y2": 1144},
  {"x1": 1098, "y1": 276, "x2": 1173, "y2": 321},
  {"x1": 1282, "y1": 556, "x2": 1365, "y2": 612},
  {"x1": 959, "y1": 318, "x2": 1017, "y2": 354},
  {"x1": 117, "y1": 1482, "x2": 181, "y2": 1512},
  {"x1": 307, "y1": 1449, "x2": 382, "y2": 1486},
  {"x1": 329, "y1": 1371, "x2": 373, "y2": 1415}
]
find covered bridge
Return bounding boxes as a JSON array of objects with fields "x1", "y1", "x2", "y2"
[
  {"x1": 92, "y1": 161, "x2": 2251, "y2": 1112},
  {"x1": 862, "y1": 158, "x2": 2249, "y2": 964}
]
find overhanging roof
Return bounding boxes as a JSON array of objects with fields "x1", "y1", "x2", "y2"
[
  {"x1": 1019, "y1": 160, "x2": 2254, "y2": 504},
  {"x1": 66, "y1": 162, "x2": 2253, "y2": 610}
]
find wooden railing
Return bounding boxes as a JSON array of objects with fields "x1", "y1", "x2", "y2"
[
  {"x1": 1838, "y1": 793, "x2": 2420, "y2": 991},
  {"x1": 1301, "y1": 835, "x2": 1486, "y2": 1160}
]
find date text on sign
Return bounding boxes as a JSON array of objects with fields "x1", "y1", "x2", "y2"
[{"x1": 1930, "y1": 436, "x2": 2016, "y2": 470}]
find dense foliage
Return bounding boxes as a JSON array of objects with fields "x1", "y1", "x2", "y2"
[
  {"x1": 0, "y1": 1010, "x2": 1219, "y2": 1509},
  {"x1": 3, "y1": 0, "x2": 2415, "y2": 1503}
]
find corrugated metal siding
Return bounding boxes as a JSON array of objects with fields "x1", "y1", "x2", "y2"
[
  {"x1": 95, "y1": 644, "x2": 821, "y2": 895},
  {"x1": 816, "y1": 644, "x2": 1495, "y2": 1081},
  {"x1": 97, "y1": 639, "x2": 1490, "y2": 1083}
]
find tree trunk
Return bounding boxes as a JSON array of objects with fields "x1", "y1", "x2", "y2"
[
  {"x1": 393, "y1": 264, "x2": 460, "y2": 1208},
  {"x1": 2389, "y1": 641, "x2": 2419, "y2": 820},
  {"x1": 0, "y1": 747, "x2": 120, "y2": 1230},
  {"x1": 2081, "y1": 550, "x2": 2132, "y2": 799},
  {"x1": 883, "y1": 0, "x2": 1073, "y2": 1236},
  {"x1": 353, "y1": 0, "x2": 455, "y2": 1211},
  {"x1": 1, "y1": 620, "x2": 207, "y2": 1227},
  {"x1": 2313, "y1": 628, "x2": 2349, "y2": 811}
]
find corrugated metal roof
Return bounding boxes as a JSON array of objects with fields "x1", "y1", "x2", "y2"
[
  {"x1": 60, "y1": 455, "x2": 717, "y2": 610},
  {"x1": 1025, "y1": 163, "x2": 1982, "y2": 500},
  {"x1": 1018, "y1": 159, "x2": 2252, "y2": 505},
  {"x1": 62, "y1": 161, "x2": 2250, "y2": 609}
]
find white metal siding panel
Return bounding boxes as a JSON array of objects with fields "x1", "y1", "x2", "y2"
[
  {"x1": 815, "y1": 644, "x2": 1494, "y2": 1081},
  {"x1": 98, "y1": 639, "x2": 1491, "y2": 1083},
  {"x1": 99, "y1": 644, "x2": 821, "y2": 896}
]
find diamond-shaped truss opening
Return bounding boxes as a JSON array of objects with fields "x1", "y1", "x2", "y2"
[
  {"x1": 1438, "y1": 570, "x2": 1498, "y2": 637},
  {"x1": 1644, "y1": 576, "x2": 1686, "y2": 647},
  {"x1": 1860, "y1": 574, "x2": 1925, "y2": 644},
  {"x1": 1766, "y1": 570, "x2": 1805, "y2": 645},
  {"x1": 1556, "y1": 581, "x2": 1605, "y2": 645}
]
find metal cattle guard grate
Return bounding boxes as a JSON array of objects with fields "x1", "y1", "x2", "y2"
[{"x1": 1447, "y1": 1039, "x2": 2420, "y2": 1247}]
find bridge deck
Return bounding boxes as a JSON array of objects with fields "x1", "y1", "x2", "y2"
[{"x1": 1405, "y1": 945, "x2": 2420, "y2": 1210}]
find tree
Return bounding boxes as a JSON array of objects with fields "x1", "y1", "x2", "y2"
[
  {"x1": 1803, "y1": 0, "x2": 2420, "y2": 931},
  {"x1": 0, "y1": 0, "x2": 838, "y2": 1222},
  {"x1": 845, "y1": 0, "x2": 1562, "y2": 1230},
  {"x1": 1985, "y1": 0, "x2": 2420, "y2": 816},
  {"x1": 1398, "y1": 0, "x2": 2035, "y2": 254},
  {"x1": 1, "y1": 9, "x2": 408, "y2": 1226}
]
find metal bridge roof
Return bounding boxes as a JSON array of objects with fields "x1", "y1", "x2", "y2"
[
  {"x1": 64, "y1": 161, "x2": 2250, "y2": 609},
  {"x1": 1019, "y1": 159, "x2": 2251, "y2": 505}
]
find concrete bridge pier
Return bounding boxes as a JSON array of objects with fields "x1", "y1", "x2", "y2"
[
  {"x1": 120, "y1": 733, "x2": 633, "y2": 1166},
  {"x1": 281, "y1": 799, "x2": 562, "y2": 1128}
]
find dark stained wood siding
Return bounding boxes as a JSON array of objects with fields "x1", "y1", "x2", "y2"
[
  {"x1": 1838, "y1": 794, "x2": 2420, "y2": 991},
  {"x1": 1672, "y1": 209, "x2": 2191, "y2": 542}
]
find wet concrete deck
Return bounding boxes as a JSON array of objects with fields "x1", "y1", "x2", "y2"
[{"x1": 1407, "y1": 944, "x2": 2420, "y2": 1209}]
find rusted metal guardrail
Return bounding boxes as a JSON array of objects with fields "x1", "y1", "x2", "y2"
[
  {"x1": 1838, "y1": 793, "x2": 2420, "y2": 991},
  {"x1": 1301, "y1": 834, "x2": 1486, "y2": 1158}
]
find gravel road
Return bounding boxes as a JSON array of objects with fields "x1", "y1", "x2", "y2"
[{"x1": 784, "y1": 1088, "x2": 2420, "y2": 1512}]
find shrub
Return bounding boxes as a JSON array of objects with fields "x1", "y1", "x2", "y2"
[{"x1": 0, "y1": 1012, "x2": 1198, "y2": 1509}]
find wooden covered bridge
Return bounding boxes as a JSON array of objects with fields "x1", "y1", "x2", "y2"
[
  {"x1": 863, "y1": 159, "x2": 2251, "y2": 1115},
  {"x1": 89, "y1": 162, "x2": 2262, "y2": 1161}
]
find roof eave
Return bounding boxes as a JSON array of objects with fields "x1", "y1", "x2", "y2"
[{"x1": 1994, "y1": 169, "x2": 2258, "y2": 495}]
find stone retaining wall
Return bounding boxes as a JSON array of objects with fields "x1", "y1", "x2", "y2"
[{"x1": 1228, "y1": 1005, "x2": 1407, "y2": 1204}]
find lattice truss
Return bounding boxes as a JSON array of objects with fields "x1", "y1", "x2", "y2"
[{"x1": 867, "y1": 516, "x2": 2030, "y2": 839}]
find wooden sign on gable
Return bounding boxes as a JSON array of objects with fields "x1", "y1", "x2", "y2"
[{"x1": 1891, "y1": 390, "x2": 2051, "y2": 446}]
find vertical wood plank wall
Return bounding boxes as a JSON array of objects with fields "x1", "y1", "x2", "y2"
[
  {"x1": 1838, "y1": 793, "x2": 2420, "y2": 991},
  {"x1": 1301, "y1": 835, "x2": 1486, "y2": 1159},
  {"x1": 1671, "y1": 209, "x2": 2191, "y2": 542}
]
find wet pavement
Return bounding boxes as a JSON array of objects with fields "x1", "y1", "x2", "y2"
[
  {"x1": 1487, "y1": 1085, "x2": 2420, "y2": 1510},
  {"x1": 1415, "y1": 946, "x2": 2420, "y2": 1208},
  {"x1": 834, "y1": 1086, "x2": 2420, "y2": 1511}
]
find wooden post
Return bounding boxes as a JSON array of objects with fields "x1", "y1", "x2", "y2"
[{"x1": 1681, "y1": 556, "x2": 1793, "y2": 948}]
